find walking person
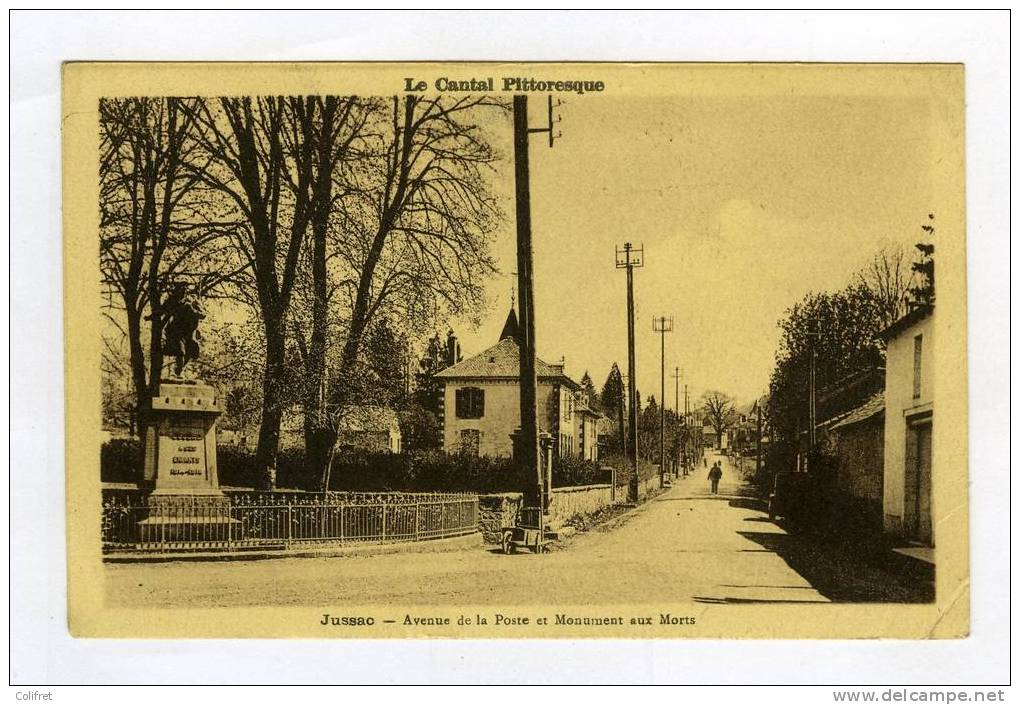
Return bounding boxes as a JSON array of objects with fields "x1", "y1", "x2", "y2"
[{"x1": 708, "y1": 461, "x2": 723, "y2": 494}]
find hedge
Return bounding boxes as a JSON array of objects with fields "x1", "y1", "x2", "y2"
[
  {"x1": 101, "y1": 438, "x2": 609, "y2": 493},
  {"x1": 101, "y1": 438, "x2": 142, "y2": 484},
  {"x1": 599, "y1": 453, "x2": 659, "y2": 486}
]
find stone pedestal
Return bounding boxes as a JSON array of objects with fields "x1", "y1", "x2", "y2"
[{"x1": 138, "y1": 380, "x2": 236, "y2": 544}]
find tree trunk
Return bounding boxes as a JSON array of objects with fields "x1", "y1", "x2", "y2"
[
  {"x1": 255, "y1": 312, "x2": 286, "y2": 490},
  {"x1": 146, "y1": 291, "x2": 163, "y2": 392},
  {"x1": 303, "y1": 172, "x2": 332, "y2": 479},
  {"x1": 125, "y1": 302, "x2": 148, "y2": 436},
  {"x1": 301, "y1": 299, "x2": 331, "y2": 478}
]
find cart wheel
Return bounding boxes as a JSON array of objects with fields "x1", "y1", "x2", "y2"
[
  {"x1": 501, "y1": 532, "x2": 515, "y2": 555},
  {"x1": 533, "y1": 543, "x2": 544, "y2": 555}
]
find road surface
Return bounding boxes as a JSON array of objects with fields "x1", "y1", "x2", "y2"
[{"x1": 105, "y1": 451, "x2": 928, "y2": 607}]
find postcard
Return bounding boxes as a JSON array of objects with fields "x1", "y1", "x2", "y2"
[{"x1": 63, "y1": 61, "x2": 967, "y2": 638}]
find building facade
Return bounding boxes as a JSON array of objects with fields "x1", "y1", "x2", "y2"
[
  {"x1": 279, "y1": 405, "x2": 402, "y2": 454},
  {"x1": 819, "y1": 390, "x2": 885, "y2": 533},
  {"x1": 336, "y1": 406, "x2": 402, "y2": 454},
  {"x1": 880, "y1": 304, "x2": 934, "y2": 546},
  {"x1": 434, "y1": 308, "x2": 595, "y2": 459}
]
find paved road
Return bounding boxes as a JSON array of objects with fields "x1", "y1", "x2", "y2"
[{"x1": 106, "y1": 451, "x2": 840, "y2": 608}]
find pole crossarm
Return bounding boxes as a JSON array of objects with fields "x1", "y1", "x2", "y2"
[
  {"x1": 526, "y1": 95, "x2": 564, "y2": 147},
  {"x1": 615, "y1": 242, "x2": 645, "y2": 269}
]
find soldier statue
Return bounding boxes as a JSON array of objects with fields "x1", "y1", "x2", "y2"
[{"x1": 159, "y1": 282, "x2": 205, "y2": 378}]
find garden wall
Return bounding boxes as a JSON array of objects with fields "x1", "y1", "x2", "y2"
[{"x1": 548, "y1": 483, "x2": 615, "y2": 523}]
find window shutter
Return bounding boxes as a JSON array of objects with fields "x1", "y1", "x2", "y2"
[
  {"x1": 475, "y1": 389, "x2": 485, "y2": 418},
  {"x1": 455, "y1": 388, "x2": 466, "y2": 418}
]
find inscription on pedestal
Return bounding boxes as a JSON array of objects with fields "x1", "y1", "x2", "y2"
[{"x1": 160, "y1": 421, "x2": 207, "y2": 480}]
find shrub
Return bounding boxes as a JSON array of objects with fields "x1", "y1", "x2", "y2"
[
  {"x1": 552, "y1": 454, "x2": 611, "y2": 487},
  {"x1": 101, "y1": 438, "x2": 142, "y2": 483},
  {"x1": 599, "y1": 453, "x2": 657, "y2": 486}
]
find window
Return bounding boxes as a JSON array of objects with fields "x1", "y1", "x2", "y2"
[
  {"x1": 459, "y1": 429, "x2": 481, "y2": 456},
  {"x1": 455, "y1": 387, "x2": 485, "y2": 419},
  {"x1": 912, "y1": 334, "x2": 923, "y2": 399}
]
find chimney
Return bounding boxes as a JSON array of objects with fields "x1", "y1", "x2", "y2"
[{"x1": 446, "y1": 329, "x2": 459, "y2": 366}]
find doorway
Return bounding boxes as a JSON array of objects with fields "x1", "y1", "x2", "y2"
[{"x1": 905, "y1": 420, "x2": 933, "y2": 546}]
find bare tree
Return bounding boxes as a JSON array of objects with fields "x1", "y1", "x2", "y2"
[
  {"x1": 855, "y1": 244, "x2": 910, "y2": 329},
  {"x1": 284, "y1": 97, "x2": 371, "y2": 470},
  {"x1": 99, "y1": 97, "x2": 233, "y2": 418},
  {"x1": 701, "y1": 390, "x2": 737, "y2": 448},
  {"x1": 183, "y1": 97, "x2": 326, "y2": 488},
  {"x1": 308, "y1": 94, "x2": 505, "y2": 481}
]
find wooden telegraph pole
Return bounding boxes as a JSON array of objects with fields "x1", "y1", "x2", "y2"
[
  {"x1": 807, "y1": 317, "x2": 819, "y2": 453},
  {"x1": 755, "y1": 396, "x2": 763, "y2": 477},
  {"x1": 672, "y1": 366, "x2": 681, "y2": 476},
  {"x1": 512, "y1": 94, "x2": 560, "y2": 522},
  {"x1": 615, "y1": 243, "x2": 643, "y2": 501},
  {"x1": 652, "y1": 316, "x2": 673, "y2": 488}
]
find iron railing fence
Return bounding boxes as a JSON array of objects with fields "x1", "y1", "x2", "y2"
[{"x1": 102, "y1": 490, "x2": 478, "y2": 554}]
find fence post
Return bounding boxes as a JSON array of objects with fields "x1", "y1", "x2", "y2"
[
  {"x1": 414, "y1": 502, "x2": 420, "y2": 542},
  {"x1": 286, "y1": 503, "x2": 292, "y2": 548},
  {"x1": 381, "y1": 504, "x2": 387, "y2": 542},
  {"x1": 339, "y1": 503, "x2": 345, "y2": 544}
]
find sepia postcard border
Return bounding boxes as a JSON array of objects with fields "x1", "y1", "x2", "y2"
[{"x1": 63, "y1": 61, "x2": 969, "y2": 639}]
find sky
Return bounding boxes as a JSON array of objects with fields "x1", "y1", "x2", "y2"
[{"x1": 448, "y1": 65, "x2": 959, "y2": 409}]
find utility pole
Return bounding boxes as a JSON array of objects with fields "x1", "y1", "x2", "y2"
[
  {"x1": 672, "y1": 367, "x2": 681, "y2": 418},
  {"x1": 615, "y1": 242, "x2": 643, "y2": 501},
  {"x1": 652, "y1": 316, "x2": 673, "y2": 488},
  {"x1": 671, "y1": 367, "x2": 681, "y2": 477},
  {"x1": 755, "y1": 395, "x2": 763, "y2": 477},
  {"x1": 684, "y1": 382, "x2": 690, "y2": 475},
  {"x1": 807, "y1": 317, "x2": 819, "y2": 455},
  {"x1": 512, "y1": 94, "x2": 560, "y2": 522}
]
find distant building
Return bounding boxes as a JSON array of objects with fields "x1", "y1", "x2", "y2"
[
  {"x1": 879, "y1": 303, "x2": 934, "y2": 546},
  {"x1": 336, "y1": 405, "x2": 402, "y2": 454},
  {"x1": 280, "y1": 405, "x2": 402, "y2": 454},
  {"x1": 817, "y1": 382, "x2": 886, "y2": 533},
  {"x1": 574, "y1": 398, "x2": 601, "y2": 462},
  {"x1": 702, "y1": 417, "x2": 728, "y2": 449},
  {"x1": 434, "y1": 307, "x2": 596, "y2": 459}
]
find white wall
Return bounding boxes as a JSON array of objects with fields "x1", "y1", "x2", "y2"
[
  {"x1": 442, "y1": 379, "x2": 559, "y2": 457},
  {"x1": 882, "y1": 312, "x2": 934, "y2": 534}
]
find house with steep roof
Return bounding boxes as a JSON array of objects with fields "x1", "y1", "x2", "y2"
[{"x1": 434, "y1": 307, "x2": 594, "y2": 459}]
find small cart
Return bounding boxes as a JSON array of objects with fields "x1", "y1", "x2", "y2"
[{"x1": 500, "y1": 506, "x2": 553, "y2": 555}]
